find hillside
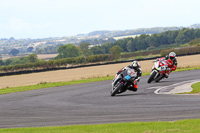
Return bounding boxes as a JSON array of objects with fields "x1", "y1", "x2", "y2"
[{"x1": 0, "y1": 23, "x2": 200, "y2": 55}]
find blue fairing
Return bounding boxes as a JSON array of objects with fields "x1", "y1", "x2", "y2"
[{"x1": 125, "y1": 75, "x2": 131, "y2": 80}]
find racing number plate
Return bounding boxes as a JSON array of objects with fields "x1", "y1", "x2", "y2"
[{"x1": 125, "y1": 75, "x2": 131, "y2": 80}]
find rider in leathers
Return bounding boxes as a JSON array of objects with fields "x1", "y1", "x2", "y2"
[
  {"x1": 157, "y1": 52, "x2": 177, "y2": 78},
  {"x1": 116, "y1": 60, "x2": 142, "y2": 91}
]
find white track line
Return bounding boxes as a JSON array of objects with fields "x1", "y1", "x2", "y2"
[{"x1": 154, "y1": 80, "x2": 199, "y2": 94}]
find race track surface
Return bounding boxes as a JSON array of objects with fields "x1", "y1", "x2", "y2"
[{"x1": 0, "y1": 69, "x2": 200, "y2": 128}]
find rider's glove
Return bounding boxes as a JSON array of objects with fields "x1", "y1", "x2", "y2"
[{"x1": 134, "y1": 80, "x2": 137, "y2": 85}]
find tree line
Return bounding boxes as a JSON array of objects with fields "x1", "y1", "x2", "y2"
[
  {"x1": 54, "y1": 28, "x2": 200, "y2": 59},
  {"x1": 1, "y1": 28, "x2": 200, "y2": 72},
  {"x1": 89, "y1": 28, "x2": 200, "y2": 54}
]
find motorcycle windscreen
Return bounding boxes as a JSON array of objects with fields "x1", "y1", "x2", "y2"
[{"x1": 125, "y1": 75, "x2": 131, "y2": 80}]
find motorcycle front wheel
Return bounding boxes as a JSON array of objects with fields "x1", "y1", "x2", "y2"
[
  {"x1": 110, "y1": 82, "x2": 123, "y2": 96},
  {"x1": 147, "y1": 71, "x2": 157, "y2": 83}
]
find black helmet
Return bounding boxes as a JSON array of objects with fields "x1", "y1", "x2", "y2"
[{"x1": 169, "y1": 52, "x2": 176, "y2": 60}]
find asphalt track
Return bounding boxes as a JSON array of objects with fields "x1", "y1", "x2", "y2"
[{"x1": 0, "y1": 69, "x2": 200, "y2": 128}]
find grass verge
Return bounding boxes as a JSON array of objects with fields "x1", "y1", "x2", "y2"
[
  {"x1": 1, "y1": 119, "x2": 200, "y2": 133},
  {"x1": 0, "y1": 67, "x2": 199, "y2": 95},
  {"x1": 191, "y1": 82, "x2": 200, "y2": 93},
  {"x1": 176, "y1": 66, "x2": 200, "y2": 72},
  {"x1": 182, "y1": 82, "x2": 200, "y2": 94}
]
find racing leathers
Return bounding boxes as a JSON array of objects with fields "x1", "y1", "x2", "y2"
[
  {"x1": 157, "y1": 55, "x2": 177, "y2": 77},
  {"x1": 117, "y1": 65, "x2": 142, "y2": 91}
]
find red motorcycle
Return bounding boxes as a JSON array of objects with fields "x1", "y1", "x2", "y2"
[{"x1": 147, "y1": 58, "x2": 171, "y2": 83}]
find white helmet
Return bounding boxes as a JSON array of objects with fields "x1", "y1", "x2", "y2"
[
  {"x1": 131, "y1": 60, "x2": 140, "y2": 68},
  {"x1": 169, "y1": 52, "x2": 176, "y2": 60}
]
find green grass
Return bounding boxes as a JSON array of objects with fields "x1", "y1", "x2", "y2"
[
  {"x1": 191, "y1": 82, "x2": 200, "y2": 93},
  {"x1": 182, "y1": 82, "x2": 200, "y2": 94},
  {"x1": 176, "y1": 66, "x2": 200, "y2": 72},
  {"x1": 1, "y1": 119, "x2": 200, "y2": 133},
  {"x1": 0, "y1": 66, "x2": 199, "y2": 95}
]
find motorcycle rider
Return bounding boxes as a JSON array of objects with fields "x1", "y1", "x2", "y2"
[
  {"x1": 157, "y1": 52, "x2": 177, "y2": 78},
  {"x1": 116, "y1": 60, "x2": 142, "y2": 91}
]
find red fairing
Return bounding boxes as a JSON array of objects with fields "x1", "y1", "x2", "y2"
[
  {"x1": 158, "y1": 57, "x2": 165, "y2": 61},
  {"x1": 118, "y1": 69, "x2": 122, "y2": 73}
]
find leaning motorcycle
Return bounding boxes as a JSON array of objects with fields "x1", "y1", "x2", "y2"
[
  {"x1": 147, "y1": 59, "x2": 170, "y2": 83},
  {"x1": 110, "y1": 67, "x2": 137, "y2": 96}
]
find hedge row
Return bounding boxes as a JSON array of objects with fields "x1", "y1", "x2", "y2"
[
  {"x1": 160, "y1": 46, "x2": 200, "y2": 56},
  {"x1": 1, "y1": 47, "x2": 200, "y2": 73},
  {"x1": 0, "y1": 54, "x2": 113, "y2": 72},
  {"x1": 121, "y1": 49, "x2": 161, "y2": 58}
]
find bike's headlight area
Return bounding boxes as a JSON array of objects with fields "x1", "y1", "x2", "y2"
[
  {"x1": 158, "y1": 66, "x2": 166, "y2": 71},
  {"x1": 127, "y1": 70, "x2": 132, "y2": 75}
]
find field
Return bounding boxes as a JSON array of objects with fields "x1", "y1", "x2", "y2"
[
  {"x1": 37, "y1": 54, "x2": 58, "y2": 59},
  {"x1": 0, "y1": 54, "x2": 200, "y2": 89},
  {"x1": 1, "y1": 54, "x2": 58, "y2": 60},
  {"x1": 113, "y1": 35, "x2": 140, "y2": 40}
]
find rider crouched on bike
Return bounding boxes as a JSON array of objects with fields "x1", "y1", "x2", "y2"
[
  {"x1": 116, "y1": 60, "x2": 142, "y2": 91},
  {"x1": 157, "y1": 52, "x2": 177, "y2": 78}
]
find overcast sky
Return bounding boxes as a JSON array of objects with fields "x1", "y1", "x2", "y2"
[{"x1": 0, "y1": 0, "x2": 200, "y2": 39}]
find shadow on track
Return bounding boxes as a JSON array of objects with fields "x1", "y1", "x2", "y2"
[{"x1": 111, "y1": 92, "x2": 146, "y2": 97}]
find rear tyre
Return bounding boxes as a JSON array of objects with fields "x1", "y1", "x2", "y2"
[
  {"x1": 147, "y1": 71, "x2": 157, "y2": 83},
  {"x1": 110, "y1": 82, "x2": 123, "y2": 96}
]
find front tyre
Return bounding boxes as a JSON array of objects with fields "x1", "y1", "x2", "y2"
[
  {"x1": 110, "y1": 82, "x2": 123, "y2": 96},
  {"x1": 147, "y1": 71, "x2": 157, "y2": 83}
]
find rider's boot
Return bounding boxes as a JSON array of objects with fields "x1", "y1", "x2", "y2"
[{"x1": 128, "y1": 84, "x2": 138, "y2": 91}]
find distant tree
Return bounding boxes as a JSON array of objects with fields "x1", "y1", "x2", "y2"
[
  {"x1": 0, "y1": 54, "x2": 2, "y2": 65},
  {"x1": 2, "y1": 47, "x2": 9, "y2": 54},
  {"x1": 107, "y1": 37, "x2": 116, "y2": 43},
  {"x1": 166, "y1": 30, "x2": 178, "y2": 44},
  {"x1": 79, "y1": 42, "x2": 92, "y2": 56},
  {"x1": 27, "y1": 54, "x2": 38, "y2": 63},
  {"x1": 188, "y1": 38, "x2": 200, "y2": 46},
  {"x1": 134, "y1": 34, "x2": 149, "y2": 50},
  {"x1": 4, "y1": 59, "x2": 12, "y2": 65},
  {"x1": 90, "y1": 46, "x2": 106, "y2": 55},
  {"x1": 114, "y1": 39, "x2": 127, "y2": 52},
  {"x1": 79, "y1": 42, "x2": 90, "y2": 51},
  {"x1": 109, "y1": 45, "x2": 123, "y2": 59},
  {"x1": 126, "y1": 38, "x2": 136, "y2": 52},
  {"x1": 175, "y1": 28, "x2": 195, "y2": 44},
  {"x1": 27, "y1": 47, "x2": 34, "y2": 52},
  {"x1": 147, "y1": 34, "x2": 160, "y2": 47},
  {"x1": 194, "y1": 29, "x2": 200, "y2": 38},
  {"x1": 9, "y1": 37, "x2": 15, "y2": 41},
  {"x1": 35, "y1": 48, "x2": 45, "y2": 54},
  {"x1": 57, "y1": 44, "x2": 80, "y2": 59},
  {"x1": 9, "y1": 49, "x2": 19, "y2": 56}
]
